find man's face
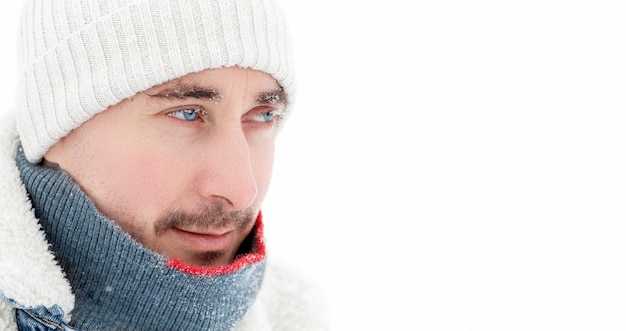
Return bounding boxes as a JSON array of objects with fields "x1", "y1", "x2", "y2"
[{"x1": 44, "y1": 67, "x2": 286, "y2": 267}]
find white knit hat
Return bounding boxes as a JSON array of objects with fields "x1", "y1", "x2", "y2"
[{"x1": 17, "y1": 0, "x2": 293, "y2": 163}]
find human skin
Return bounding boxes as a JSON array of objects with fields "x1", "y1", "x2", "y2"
[{"x1": 44, "y1": 66, "x2": 287, "y2": 267}]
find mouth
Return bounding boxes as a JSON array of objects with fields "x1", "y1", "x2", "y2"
[{"x1": 170, "y1": 227, "x2": 235, "y2": 252}]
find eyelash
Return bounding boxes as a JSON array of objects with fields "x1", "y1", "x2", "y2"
[
  {"x1": 166, "y1": 107, "x2": 285, "y2": 124},
  {"x1": 167, "y1": 107, "x2": 206, "y2": 122},
  {"x1": 254, "y1": 110, "x2": 285, "y2": 123}
]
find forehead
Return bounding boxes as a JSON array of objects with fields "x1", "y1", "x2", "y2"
[{"x1": 144, "y1": 66, "x2": 281, "y2": 96}]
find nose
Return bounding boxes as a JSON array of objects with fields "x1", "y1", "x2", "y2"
[{"x1": 195, "y1": 126, "x2": 258, "y2": 210}]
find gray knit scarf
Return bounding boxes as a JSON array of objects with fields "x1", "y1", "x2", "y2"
[{"x1": 16, "y1": 147, "x2": 266, "y2": 331}]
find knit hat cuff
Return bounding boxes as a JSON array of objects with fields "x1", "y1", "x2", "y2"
[{"x1": 17, "y1": 0, "x2": 293, "y2": 163}]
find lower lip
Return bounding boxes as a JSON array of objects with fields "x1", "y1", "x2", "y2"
[{"x1": 170, "y1": 228, "x2": 234, "y2": 252}]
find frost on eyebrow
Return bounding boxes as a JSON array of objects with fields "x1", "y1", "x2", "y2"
[
  {"x1": 148, "y1": 84, "x2": 222, "y2": 102},
  {"x1": 257, "y1": 89, "x2": 288, "y2": 106}
]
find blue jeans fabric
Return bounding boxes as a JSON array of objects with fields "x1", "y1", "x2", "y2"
[{"x1": 1, "y1": 292, "x2": 82, "y2": 331}]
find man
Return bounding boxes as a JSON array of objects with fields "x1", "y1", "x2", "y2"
[{"x1": 0, "y1": 0, "x2": 325, "y2": 330}]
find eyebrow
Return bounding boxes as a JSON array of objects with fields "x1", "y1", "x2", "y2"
[
  {"x1": 257, "y1": 89, "x2": 288, "y2": 107},
  {"x1": 147, "y1": 84, "x2": 221, "y2": 102},
  {"x1": 147, "y1": 84, "x2": 288, "y2": 107}
]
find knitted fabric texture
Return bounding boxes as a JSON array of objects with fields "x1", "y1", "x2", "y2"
[
  {"x1": 16, "y1": 147, "x2": 266, "y2": 331},
  {"x1": 17, "y1": 0, "x2": 293, "y2": 163}
]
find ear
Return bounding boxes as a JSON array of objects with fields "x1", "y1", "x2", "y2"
[{"x1": 42, "y1": 137, "x2": 68, "y2": 168}]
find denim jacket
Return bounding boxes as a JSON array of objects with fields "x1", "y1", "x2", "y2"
[{"x1": 0, "y1": 294, "x2": 80, "y2": 331}]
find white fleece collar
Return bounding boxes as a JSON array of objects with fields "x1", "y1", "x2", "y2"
[{"x1": 0, "y1": 114, "x2": 74, "y2": 318}]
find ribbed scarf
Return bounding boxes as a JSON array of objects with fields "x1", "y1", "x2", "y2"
[{"x1": 16, "y1": 147, "x2": 266, "y2": 331}]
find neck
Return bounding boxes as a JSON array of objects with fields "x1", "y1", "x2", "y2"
[{"x1": 17, "y1": 148, "x2": 266, "y2": 331}]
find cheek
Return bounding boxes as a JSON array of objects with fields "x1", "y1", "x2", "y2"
[
  {"x1": 69, "y1": 123, "x2": 181, "y2": 221},
  {"x1": 104, "y1": 152, "x2": 163, "y2": 196},
  {"x1": 104, "y1": 144, "x2": 189, "y2": 205}
]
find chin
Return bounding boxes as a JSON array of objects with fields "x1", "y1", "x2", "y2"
[{"x1": 186, "y1": 250, "x2": 235, "y2": 268}]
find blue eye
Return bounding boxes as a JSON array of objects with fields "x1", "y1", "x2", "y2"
[
  {"x1": 254, "y1": 110, "x2": 282, "y2": 123},
  {"x1": 168, "y1": 109, "x2": 201, "y2": 121}
]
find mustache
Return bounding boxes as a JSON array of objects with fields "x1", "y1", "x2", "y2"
[{"x1": 154, "y1": 204, "x2": 255, "y2": 235}]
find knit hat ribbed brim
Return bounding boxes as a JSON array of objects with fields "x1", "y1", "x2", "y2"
[{"x1": 17, "y1": 0, "x2": 293, "y2": 163}]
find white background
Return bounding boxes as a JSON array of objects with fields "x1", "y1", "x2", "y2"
[{"x1": 2, "y1": 1, "x2": 626, "y2": 330}]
